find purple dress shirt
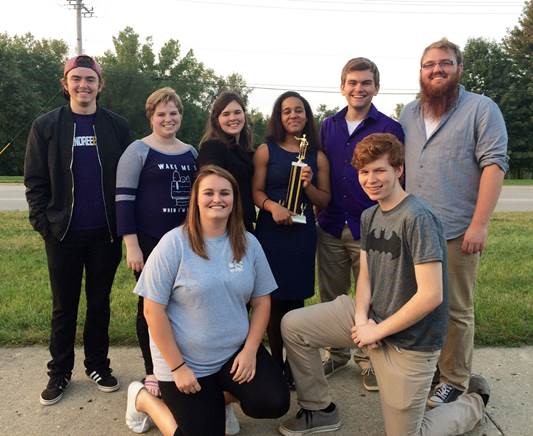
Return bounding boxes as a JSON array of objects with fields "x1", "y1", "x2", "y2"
[{"x1": 317, "y1": 104, "x2": 404, "y2": 240}]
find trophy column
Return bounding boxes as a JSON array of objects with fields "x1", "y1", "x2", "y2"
[{"x1": 284, "y1": 134, "x2": 309, "y2": 224}]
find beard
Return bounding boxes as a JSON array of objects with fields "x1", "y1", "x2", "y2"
[{"x1": 419, "y1": 70, "x2": 461, "y2": 119}]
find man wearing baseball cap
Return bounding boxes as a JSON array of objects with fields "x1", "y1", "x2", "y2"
[{"x1": 24, "y1": 55, "x2": 131, "y2": 405}]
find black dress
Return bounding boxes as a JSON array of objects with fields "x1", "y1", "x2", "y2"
[
  {"x1": 254, "y1": 142, "x2": 318, "y2": 381},
  {"x1": 255, "y1": 142, "x2": 317, "y2": 301},
  {"x1": 197, "y1": 139, "x2": 255, "y2": 232}
]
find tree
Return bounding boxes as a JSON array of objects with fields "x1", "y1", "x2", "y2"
[
  {"x1": 249, "y1": 109, "x2": 268, "y2": 148},
  {"x1": 461, "y1": 38, "x2": 512, "y2": 103},
  {"x1": 314, "y1": 104, "x2": 339, "y2": 126},
  {"x1": 392, "y1": 103, "x2": 405, "y2": 121},
  {"x1": 460, "y1": 1, "x2": 533, "y2": 177},
  {"x1": 0, "y1": 33, "x2": 67, "y2": 175},
  {"x1": 98, "y1": 27, "x2": 252, "y2": 147},
  {"x1": 502, "y1": 0, "x2": 533, "y2": 177}
]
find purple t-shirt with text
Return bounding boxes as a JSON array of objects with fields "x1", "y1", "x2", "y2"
[{"x1": 69, "y1": 113, "x2": 107, "y2": 232}]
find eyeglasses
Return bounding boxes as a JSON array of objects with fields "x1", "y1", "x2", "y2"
[{"x1": 421, "y1": 60, "x2": 455, "y2": 70}]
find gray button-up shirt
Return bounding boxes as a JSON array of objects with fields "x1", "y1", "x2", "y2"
[{"x1": 400, "y1": 86, "x2": 508, "y2": 240}]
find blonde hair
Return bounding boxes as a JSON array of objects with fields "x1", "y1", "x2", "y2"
[
  {"x1": 145, "y1": 87, "x2": 183, "y2": 119},
  {"x1": 421, "y1": 38, "x2": 463, "y2": 66},
  {"x1": 184, "y1": 165, "x2": 247, "y2": 261}
]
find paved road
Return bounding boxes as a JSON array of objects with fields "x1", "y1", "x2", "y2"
[
  {"x1": 1, "y1": 183, "x2": 531, "y2": 212},
  {"x1": 2, "y1": 346, "x2": 532, "y2": 435},
  {"x1": 0, "y1": 183, "x2": 27, "y2": 211},
  {"x1": 494, "y1": 186, "x2": 533, "y2": 212}
]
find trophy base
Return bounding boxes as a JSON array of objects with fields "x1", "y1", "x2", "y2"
[{"x1": 292, "y1": 214, "x2": 307, "y2": 224}]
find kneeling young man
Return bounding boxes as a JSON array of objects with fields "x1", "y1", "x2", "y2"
[{"x1": 279, "y1": 133, "x2": 489, "y2": 435}]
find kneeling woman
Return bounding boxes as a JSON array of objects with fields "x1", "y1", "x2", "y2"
[{"x1": 126, "y1": 165, "x2": 290, "y2": 436}]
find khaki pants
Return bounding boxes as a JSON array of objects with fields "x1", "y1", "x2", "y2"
[
  {"x1": 282, "y1": 295, "x2": 484, "y2": 435},
  {"x1": 439, "y1": 236, "x2": 480, "y2": 391},
  {"x1": 317, "y1": 225, "x2": 364, "y2": 364},
  {"x1": 317, "y1": 224, "x2": 360, "y2": 302}
]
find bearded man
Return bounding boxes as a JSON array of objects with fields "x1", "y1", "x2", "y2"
[{"x1": 399, "y1": 38, "x2": 508, "y2": 407}]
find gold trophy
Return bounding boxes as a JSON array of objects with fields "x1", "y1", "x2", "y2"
[{"x1": 284, "y1": 134, "x2": 309, "y2": 224}]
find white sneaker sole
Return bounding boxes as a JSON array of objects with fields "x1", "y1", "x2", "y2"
[
  {"x1": 94, "y1": 382, "x2": 120, "y2": 393},
  {"x1": 39, "y1": 392, "x2": 63, "y2": 406},
  {"x1": 87, "y1": 371, "x2": 120, "y2": 392}
]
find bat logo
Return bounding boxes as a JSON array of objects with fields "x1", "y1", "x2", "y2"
[{"x1": 367, "y1": 229, "x2": 401, "y2": 259}]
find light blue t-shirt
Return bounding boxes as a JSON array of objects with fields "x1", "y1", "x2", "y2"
[{"x1": 134, "y1": 226, "x2": 277, "y2": 380}]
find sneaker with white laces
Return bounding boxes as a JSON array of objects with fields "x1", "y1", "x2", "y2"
[
  {"x1": 225, "y1": 404, "x2": 240, "y2": 435},
  {"x1": 361, "y1": 367, "x2": 379, "y2": 392},
  {"x1": 322, "y1": 356, "x2": 349, "y2": 378},
  {"x1": 278, "y1": 405, "x2": 342, "y2": 435},
  {"x1": 86, "y1": 369, "x2": 120, "y2": 392},
  {"x1": 126, "y1": 382, "x2": 153, "y2": 433},
  {"x1": 40, "y1": 375, "x2": 71, "y2": 406},
  {"x1": 428, "y1": 382, "x2": 464, "y2": 407}
]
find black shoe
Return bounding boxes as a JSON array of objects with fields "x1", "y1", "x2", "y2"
[
  {"x1": 40, "y1": 375, "x2": 71, "y2": 406},
  {"x1": 427, "y1": 382, "x2": 464, "y2": 407},
  {"x1": 86, "y1": 369, "x2": 120, "y2": 392}
]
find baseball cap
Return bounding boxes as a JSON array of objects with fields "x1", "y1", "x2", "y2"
[{"x1": 63, "y1": 55, "x2": 102, "y2": 79}]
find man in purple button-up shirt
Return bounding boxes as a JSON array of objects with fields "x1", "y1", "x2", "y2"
[{"x1": 317, "y1": 58, "x2": 404, "y2": 391}]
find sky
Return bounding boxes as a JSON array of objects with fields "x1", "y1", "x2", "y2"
[{"x1": 1, "y1": 0, "x2": 525, "y2": 117}]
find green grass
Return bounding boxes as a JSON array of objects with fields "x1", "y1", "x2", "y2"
[
  {"x1": 474, "y1": 213, "x2": 533, "y2": 345},
  {"x1": 0, "y1": 211, "x2": 531, "y2": 346},
  {"x1": 0, "y1": 212, "x2": 138, "y2": 345},
  {"x1": 503, "y1": 179, "x2": 533, "y2": 185},
  {"x1": 0, "y1": 176, "x2": 23, "y2": 183}
]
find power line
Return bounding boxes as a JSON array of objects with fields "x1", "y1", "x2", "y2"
[
  {"x1": 248, "y1": 84, "x2": 418, "y2": 95},
  {"x1": 174, "y1": 0, "x2": 522, "y2": 15},
  {"x1": 289, "y1": 0, "x2": 523, "y2": 6},
  {"x1": 0, "y1": 89, "x2": 63, "y2": 158}
]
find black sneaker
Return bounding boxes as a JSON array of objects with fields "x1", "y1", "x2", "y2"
[
  {"x1": 40, "y1": 375, "x2": 71, "y2": 406},
  {"x1": 427, "y1": 382, "x2": 464, "y2": 407},
  {"x1": 86, "y1": 369, "x2": 120, "y2": 392}
]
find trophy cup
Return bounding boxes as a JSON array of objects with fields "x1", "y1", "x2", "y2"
[{"x1": 284, "y1": 134, "x2": 309, "y2": 224}]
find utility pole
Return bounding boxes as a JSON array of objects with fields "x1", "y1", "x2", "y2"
[{"x1": 66, "y1": 0, "x2": 95, "y2": 55}]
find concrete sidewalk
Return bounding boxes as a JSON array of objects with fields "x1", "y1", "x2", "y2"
[{"x1": 1, "y1": 346, "x2": 531, "y2": 435}]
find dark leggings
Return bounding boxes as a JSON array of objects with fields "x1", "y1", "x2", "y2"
[
  {"x1": 133, "y1": 232, "x2": 160, "y2": 375},
  {"x1": 159, "y1": 344, "x2": 290, "y2": 436},
  {"x1": 266, "y1": 299, "x2": 304, "y2": 381}
]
